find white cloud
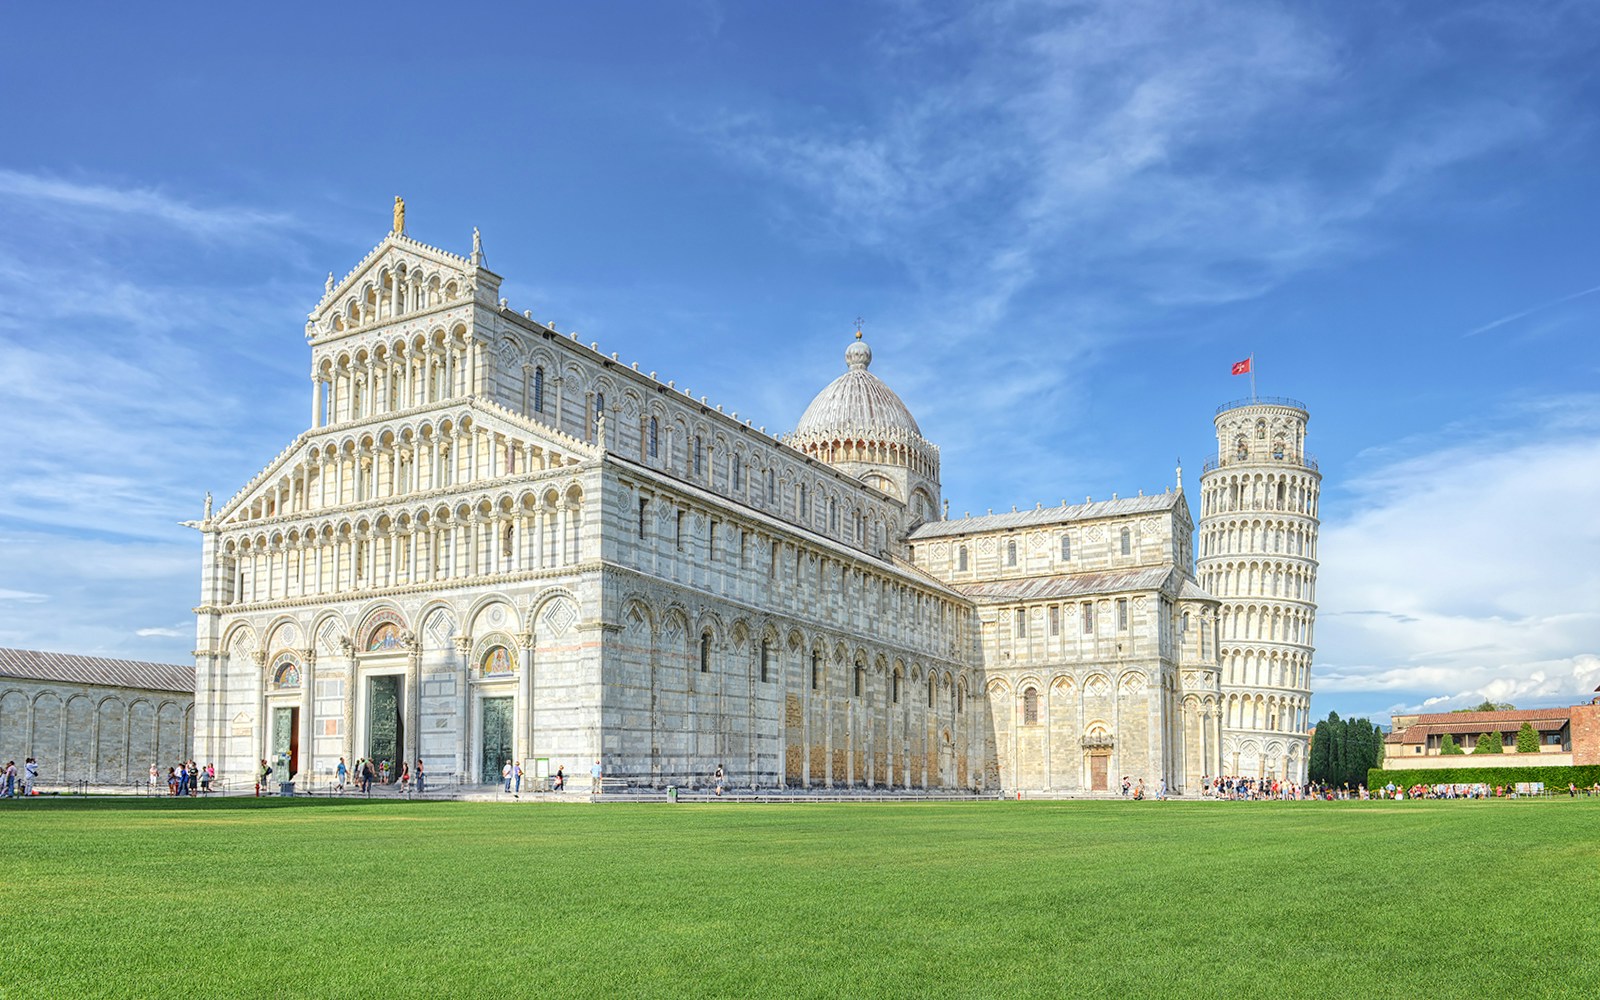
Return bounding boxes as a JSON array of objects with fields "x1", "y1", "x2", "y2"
[
  {"x1": 0, "y1": 169, "x2": 294, "y2": 242},
  {"x1": 1317, "y1": 395, "x2": 1600, "y2": 716},
  {"x1": 135, "y1": 627, "x2": 186, "y2": 639}
]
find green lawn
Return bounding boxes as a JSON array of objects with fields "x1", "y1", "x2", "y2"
[{"x1": 1, "y1": 797, "x2": 1596, "y2": 999}]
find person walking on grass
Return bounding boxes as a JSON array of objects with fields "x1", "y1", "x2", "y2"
[{"x1": 591, "y1": 759, "x2": 603, "y2": 795}]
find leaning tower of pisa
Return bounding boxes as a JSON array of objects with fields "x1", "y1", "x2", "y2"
[{"x1": 1196, "y1": 397, "x2": 1320, "y2": 783}]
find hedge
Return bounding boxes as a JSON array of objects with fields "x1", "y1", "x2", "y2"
[{"x1": 1368, "y1": 764, "x2": 1600, "y2": 788}]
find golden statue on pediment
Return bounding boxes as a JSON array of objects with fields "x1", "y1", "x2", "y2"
[{"x1": 393, "y1": 196, "x2": 405, "y2": 234}]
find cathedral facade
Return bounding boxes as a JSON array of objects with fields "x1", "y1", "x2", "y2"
[{"x1": 191, "y1": 220, "x2": 1316, "y2": 792}]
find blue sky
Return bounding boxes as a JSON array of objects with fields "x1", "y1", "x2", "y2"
[{"x1": 1, "y1": 2, "x2": 1596, "y2": 723}]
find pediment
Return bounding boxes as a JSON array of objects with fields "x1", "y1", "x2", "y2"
[
  {"x1": 306, "y1": 232, "x2": 501, "y2": 341},
  {"x1": 210, "y1": 398, "x2": 593, "y2": 530}
]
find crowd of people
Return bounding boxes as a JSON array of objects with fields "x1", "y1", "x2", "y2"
[{"x1": 151, "y1": 761, "x2": 214, "y2": 796}]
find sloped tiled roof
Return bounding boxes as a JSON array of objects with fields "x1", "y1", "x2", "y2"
[
  {"x1": 956, "y1": 567, "x2": 1174, "y2": 602},
  {"x1": 910, "y1": 493, "x2": 1180, "y2": 540},
  {"x1": 0, "y1": 648, "x2": 193, "y2": 694},
  {"x1": 1391, "y1": 708, "x2": 1571, "y2": 745}
]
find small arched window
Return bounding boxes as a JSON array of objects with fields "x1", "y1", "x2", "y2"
[
  {"x1": 1256, "y1": 418, "x2": 1267, "y2": 438},
  {"x1": 811, "y1": 651, "x2": 821, "y2": 691},
  {"x1": 797, "y1": 484, "x2": 809, "y2": 520},
  {"x1": 958, "y1": 546, "x2": 969, "y2": 571},
  {"x1": 699, "y1": 632, "x2": 711, "y2": 673},
  {"x1": 1007, "y1": 540, "x2": 1017, "y2": 566},
  {"x1": 1061, "y1": 535, "x2": 1071, "y2": 561},
  {"x1": 1120, "y1": 527, "x2": 1131, "y2": 556},
  {"x1": 829, "y1": 499, "x2": 838, "y2": 533},
  {"x1": 759, "y1": 639, "x2": 771, "y2": 683},
  {"x1": 854, "y1": 665, "x2": 865, "y2": 698},
  {"x1": 694, "y1": 436, "x2": 704, "y2": 477},
  {"x1": 1023, "y1": 686, "x2": 1038, "y2": 725},
  {"x1": 1235, "y1": 435, "x2": 1248, "y2": 460},
  {"x1": 732, "y1": 453, "x2": 742, "y2": 491},
  {"x1": 648, "y1": 416, "x2": 659, "y2": 458},
  {"x1": 957, "y1": 684, "x2": 965, "y2": 714},
  {"x1": 892, "y1": 670, "x2": 901, "y2": 704},
  {"x1": 533, "y1": 366, "x2": 545, "y2": 413},
  {"x1": 928, "y1": 678, "x2": 936, "y2": 708},
  {"x1": 1272, "y1": 438, "x2": 1285, "y2": 460}
]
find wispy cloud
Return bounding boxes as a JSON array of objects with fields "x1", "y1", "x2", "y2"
[
  {"x1": 135, "y1": 627, "x2": 186, "y2": 639},
  {"x1": 0, "y1": 169, "x2": 295, "y2": 242},
  {"x1": 1464, "y1": 281, "x2": 1600, "y2": 337}
]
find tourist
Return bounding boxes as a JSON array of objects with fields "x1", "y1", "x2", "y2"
[
  {"x1": 202, "y1": 762, "x2": 214, "y2": 793},
  {"x1": 714, "y1": 764, "x2": 724, "y2": 796},
  {"x1": 336, "y1": 757, "x2": 347, "y2": 792},
  {"x1": 591, "y1": 759, "x2": 603, "y2": 795},
  {"x1": 3, "y1": 760, "x2": 14, "y2": 798},
  {"x1": 168, "y1": 767, "x2": 179, "y2": 796},
  {"x1": 553, "y1": 765, "x2": 565, "y2": 792},
  {"x1": 415, "y1": 759, "x2": 425, "y2": 795},
  {"x1": 177, "y1": 761, "x2": 189, "y2": 797},
  {"x1": 256, "y1": 759, "x2": 272, "y2": 797},
  {"x1": 502, "y1": 759, "x2": 513, "y2": 793},
  {"x1": 149, "y1": 763, "x2": 159, "y2": 793},
  {"x1": 514, "y1": 760, "x2": 523, "y2": 797},
  {"x1": 360, "y1": 759, "x2": 374, "y2": 796},
  {"x1": 379, "y1": 760, "x2": 390, "y2": 784},
  {"x1": 23, "y1": 758, "x2": 38, "y2": 796}
]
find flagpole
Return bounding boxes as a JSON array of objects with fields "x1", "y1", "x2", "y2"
[{"x1": 1250, "y1": 353, "x2": 1257, "y2": 403}]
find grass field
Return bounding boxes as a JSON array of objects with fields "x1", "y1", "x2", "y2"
[{"x1": 1, "y1": 797, "x2": 1596, "y2": 999}]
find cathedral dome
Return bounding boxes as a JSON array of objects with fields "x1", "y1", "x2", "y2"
[{"x1": 794, "y1": 333, "x2": 923, "y2": 439}]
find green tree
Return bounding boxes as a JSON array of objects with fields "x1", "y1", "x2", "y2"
[
  {"x1": 1472, "y1": 729, "x2": 1504, "y2": 754},
  {"x1": 1453, "y1": 700, "x2": 1515, "y2": 713},
  {"x1": 1515, "y1": 721, "x2": 1540, "y2": 754},
  {"x1": 1439, "y1": 733, "x2": 1464, "y2": 755},
  {"x1": 1309, "y1": 712, "x2": 1338, "y2": 784},
  {"x1": 1309, "y1": 713, "x2": 1385, "y2": 786}
]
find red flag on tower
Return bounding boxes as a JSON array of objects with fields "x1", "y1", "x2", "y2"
[{"x1": 1230, "y1": 357, "x2": 1252, "y2": 376}]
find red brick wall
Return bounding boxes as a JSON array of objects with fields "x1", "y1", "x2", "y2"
[{"x1": 1571, "y1": 704, "x2": 1600, "y2": 766}]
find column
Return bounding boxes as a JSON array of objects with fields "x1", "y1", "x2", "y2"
[
  {"x1": 404, "y1": 638, "x2": 421, "y2": 770},
  {"x1": 311, "y1": 376, "x2": 323, "y2": 429},
  {"x1": 454, "y1": 635, "x2": 473, "y2": 781},
  {"x1": 340, "y1": 638, "x2": 358, "y2": 767},
  {"x1": 300, "y1": 649, "x2": 316, "y2": 784},
  {"x1": 517, "y1": 631, "x2": 535, "y2": 767}
]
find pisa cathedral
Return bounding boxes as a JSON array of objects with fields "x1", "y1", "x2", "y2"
[{"x1": 191, "y1": 216, "x2": 1320, "y2": 793}]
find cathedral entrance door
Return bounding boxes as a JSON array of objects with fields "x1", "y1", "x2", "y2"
[
  {"x1": 481, "y1": 697, "x2": 514, "y2": 784},
  {"x1": 1089, "y1": 753, "x2": 1109, "y2": 792},
  {"x1": 367, "y1": 675, "x2": 403, "y2": 781},
  {"x1": 272, "y1": 706, "x2": 300, "y2": 778}
]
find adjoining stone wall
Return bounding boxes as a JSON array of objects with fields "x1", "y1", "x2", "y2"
[
  {"x1": 1571, "y1": 705, "x2": 1600, "y2": 766},
  {"x1": 0, "y1": 679, "x2": 192, "y2": 787}
]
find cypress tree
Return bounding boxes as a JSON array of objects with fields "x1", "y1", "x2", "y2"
[
  {"x1": 1515, "y1": 721, "x2": 1540, "y2": 754},
  {"x1": 1472, "y1": 729, "x2": 1504, "y2": 754},
  {"x1": 1439, "y1": 733, "x2": 1464, "y2": 754}
]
